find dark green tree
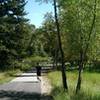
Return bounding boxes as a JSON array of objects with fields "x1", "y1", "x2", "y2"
[{"x1": 0, "y1": 0, "x2": 29, "y2": 70}]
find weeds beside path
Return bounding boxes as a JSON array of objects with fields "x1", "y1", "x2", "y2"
[
  {"x1": 0, "y1": 70, "x2": 22, "y2": 84},
  {"x1": 47, "y1": 71, "x2": 100, "y2": 100}
]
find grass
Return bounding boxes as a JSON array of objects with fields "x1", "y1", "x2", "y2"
[
  {"x1": 0, "y1": 69, "x2": 22, "y2": 84},
  {"x1": 47, "y1": 71, "x2": 100, "y2": 100}
]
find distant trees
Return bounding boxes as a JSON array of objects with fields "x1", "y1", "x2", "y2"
[
  {"x1": 32, "y1": 28, "x2": 47, "y2": 56},
  {"x1": 25, "y1": 24, "x2": 36, "y2": 56},
  {"x1": 42, "y1": 12, "x2": 59, "y2": 67}
]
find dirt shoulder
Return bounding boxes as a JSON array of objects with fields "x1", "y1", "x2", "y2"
[{"x1": 41, "y1": 76, "x2": 52, "y2": 95}]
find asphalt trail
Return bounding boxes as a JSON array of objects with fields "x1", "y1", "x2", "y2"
[{"x1": 0, "y1": 73, "x2": 53, "y2": 100}]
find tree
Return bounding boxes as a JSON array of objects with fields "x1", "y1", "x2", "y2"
[
  {"x1": 0, "y1": 0, "x2": 30, "y2": 70},
  {"x1": 76, "y1": 0, "x2": 97, "y2": 93},
  {"x1": 35, "y1": 0, "x2": 68, "y2": 91},
  {"x1": 59, "y1": 0, "x2": 98, "y2": 93},
  {"x1": 53, "y1": 0, "x2": 68, "y2": 91}
]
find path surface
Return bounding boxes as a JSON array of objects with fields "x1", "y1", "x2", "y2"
[{"x1": 0, "y1": 71, "x2": 53, "y2": 100}]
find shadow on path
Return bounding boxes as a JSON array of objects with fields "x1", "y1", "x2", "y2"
[
  {"x1": 12, "y1": 74, "x2": 37, "y2": 77},
  {"x1": 0, "y1": 90, "x2": 54, "y2": 100}
]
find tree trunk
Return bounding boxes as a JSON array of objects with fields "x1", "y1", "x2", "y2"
[
  {"x1": 76, "y1": 63, "x2": 83, "y2": 93},
  {"x1": 53, "y1": 47, "x2": 59, "y2": 70},
  {"x1": 53, "y1": 0, "x2": 68, "y2": 91},
  {"x1": 76, "y1": 51, "x2": 83, "y2": 93},
  {"x1": 52, "y1": 56, "x2": 57, "y2": 70},
  {"x1": 76, "y1": 0, "x2": 97, "y2": 94}
]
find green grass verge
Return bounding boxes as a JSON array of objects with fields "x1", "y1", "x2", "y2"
[
  {"x1": 47, "y1": 71, "x2": 100, "y2": 100},
  {"x1": 0, "y1": 70, "x2": 22, "y2": 84}
]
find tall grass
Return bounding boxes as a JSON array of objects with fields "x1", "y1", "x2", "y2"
[
  {"x1": 0, "y1": 69, "x2": 21, "y2": 84},
  {"x1": 47, "y1": 71, "x2": 100, "y2": 100}
]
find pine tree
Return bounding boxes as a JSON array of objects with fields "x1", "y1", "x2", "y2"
[{"x1": 0, "y1": 0, "x2": 29, "y2": 70}]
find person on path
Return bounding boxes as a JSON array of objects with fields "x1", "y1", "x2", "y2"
[{"x1": 36, "y1": 62, "x2": 41, "y2": 81}]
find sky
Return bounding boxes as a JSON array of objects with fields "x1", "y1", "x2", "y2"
[{"x1": 25, "y1": 0, "x2": 54, "y2": 28}]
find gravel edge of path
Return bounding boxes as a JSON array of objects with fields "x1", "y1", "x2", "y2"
[{"x1": 41, "y1": 76, "x2": 52, "y2": 95}]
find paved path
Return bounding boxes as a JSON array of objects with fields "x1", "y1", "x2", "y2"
[{"x1": 0, "y1": 72, "x2": 53, "y2": 100}]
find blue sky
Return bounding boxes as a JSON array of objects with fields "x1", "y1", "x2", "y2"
[{"x1": 25, "y1": 0, "x2": 53, "y2": 28}]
